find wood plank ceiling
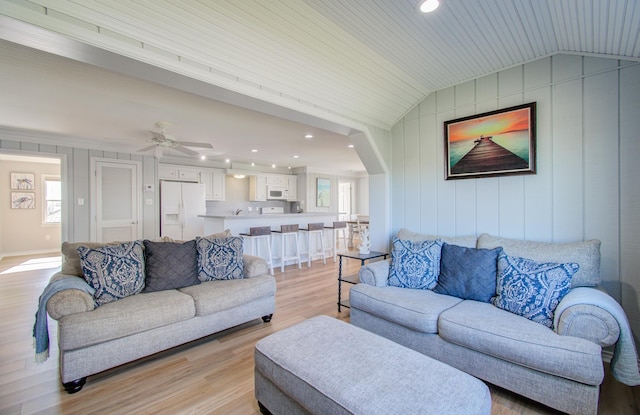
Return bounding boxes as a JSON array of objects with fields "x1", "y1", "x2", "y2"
[{"x1": 1, "y1": 0, "x2": 639, "y2": 132}]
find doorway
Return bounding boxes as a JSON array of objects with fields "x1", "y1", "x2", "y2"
[
  {"x1": 338, "y1": 181, "x2": 352, "y2": 221},
  {"x1": 0, "y1": 152, "x2": 64, "y2": 257}
]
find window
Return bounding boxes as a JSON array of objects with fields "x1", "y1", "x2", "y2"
[{"x1": 42, "y1": 175, "x2": 61, "y2": 224}]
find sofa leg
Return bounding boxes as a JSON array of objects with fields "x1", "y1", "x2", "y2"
[
  {"x1": 258, "y1": 401, "x2": 272, "y2": 415},
  {"x1": 262, "y1": 314, "x2": 273, "y2": 323},
  {"x1": 63, "y1": 377, "x2": 86, "y2": 394}
]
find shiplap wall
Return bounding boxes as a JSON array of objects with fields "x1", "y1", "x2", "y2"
[
  {"x1": 0, "y1": 136, "x2": 158, "y2": 245},
  {"x1": 390, "y1": 54, "x2": 640, "y2": 343}
]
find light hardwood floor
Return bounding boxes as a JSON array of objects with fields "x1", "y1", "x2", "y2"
[{"x1": 0, "y1": 252, "x2": 638, "y2": 415}]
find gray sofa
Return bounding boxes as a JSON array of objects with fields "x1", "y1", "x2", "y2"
[
  {"x1": 350, "y1": 229, "x2": 625, "y2": 415},
  {"x1": 44, "y1": 239, "x2": 276, "y2": 393}
]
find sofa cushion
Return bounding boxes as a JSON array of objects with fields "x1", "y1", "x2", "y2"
[
  {"x1": 388, "y1": 237, "x2": 443, "y2": 290},
  {"x1": 397, "y1": 228, "x2": 477, "y2": 248},
  {"x1": 195, "y1": 236, "x2": 244, "y2": 281},
  {"x1": 58, "y1": 289, "x2": 196, "y2": 350},
  {"x1": 492, "y1": 253, "x2": 578, "y2": 328},
  {"x1": 477, "y1": 233, "x2": 600, "y2": 287},
  {"x1": 142, "y1": 239, "x2": 200, "y2": 293},
  {"x1": 349, "y1": 284, "x2": 463, "y2": 334},
  {"x1": 433, "y1": 244, "x2": 501, "y2": 302},
  {"x1": 77, "y1": 240, "x2": 146, "y2": 306},
  {"x1": 438, "y1": 300, "x2": 604, "y2": 385},
  {"x1": 61, "y1": 241, "x2": 124, "y2": 276},
  {"x1": 179, "y1": 274, "x2": 276, "y2": 317}
]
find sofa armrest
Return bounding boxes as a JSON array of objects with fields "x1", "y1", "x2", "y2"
[
  {"x1": 243, "y1": 254, "x2": 269, "y2": 278},
  {"x1": 46, "y1": 273, "x2": 95, "y2": 319},
  {"x1": 554, "y1": 288, "x2": 620, "y2": 347},
  {"x1": 359, "y1": 259, "x2": 391, "y2": 287}
]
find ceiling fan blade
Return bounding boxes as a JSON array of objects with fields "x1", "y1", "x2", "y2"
[
  {"x1": 174, "y1": 146, "x2": 200, "y2": 156},
  {"x1": 177, "y1": 141, "x2": 213, "y2": 149},
  {"x1": 149, "y1": 131, "x2": 165, "y2": 141},
  {"x1": 137, "y1": 145, "x2": 158, "y2": 152}
]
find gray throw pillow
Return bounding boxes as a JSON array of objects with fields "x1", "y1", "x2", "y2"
[
  {"x1": 142, "y1": 240, "x2": 200, "y2": 293},
  {"x1": 433, "y1": 243, "x2": 502, "y2": 302}
]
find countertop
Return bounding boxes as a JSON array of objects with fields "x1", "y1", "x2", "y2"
[{"x1": 199, "y1": 212, "x2": 339, "y2": 220}]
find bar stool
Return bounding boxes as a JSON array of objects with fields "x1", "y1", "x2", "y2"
[
  {"x1": 324, "y1": 221, "x2": 348, "y2": 263},
  {"x1": 239, "y1": 226, "x2": 274, "y2": 276},
  {"x1": 271, "y1": 224, "x2": 302, "y2": 272},
  {"x1": 299, "y1": 222, "x2": 326, "y2": 267}
]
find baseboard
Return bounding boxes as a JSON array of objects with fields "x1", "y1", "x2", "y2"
[{"x1": 0, "y1": 249, "x2": 61, "y2": 259}]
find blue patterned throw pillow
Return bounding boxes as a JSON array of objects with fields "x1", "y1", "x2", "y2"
[
  {"x1": 196, "y1": 236, "x2": 244, "y2": 281},
  {"x1": 492, "y1": 252, "x2": 579, "y2": 328},
  {"x1": 77, "y1": 240, "x2": 145, "y2": 306},
  {"x1": 388, "y1": 237, "x2": 443, "y2": 289}
]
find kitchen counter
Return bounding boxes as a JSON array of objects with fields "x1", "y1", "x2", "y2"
[
  {"x1": 201, "y1": 213, "x2": 342, "y2": 269},
  {"x1": 200, "y1": 213, "x2": 340, "y2": 236}
]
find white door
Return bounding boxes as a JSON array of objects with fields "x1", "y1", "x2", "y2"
[
  {"x1": 92, "y1": 159, "x2": 142, "y2": 242},
  {"x1": 338, "y1": 181, "x2": 351, "y2": 221},
  {"x1": 181, "y1": 182, "x2": 206, "y2": 240}
]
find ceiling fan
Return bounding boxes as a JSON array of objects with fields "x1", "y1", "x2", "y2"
[{"x1": 138, "y1": 121, "x2": 213, "y2": 158}]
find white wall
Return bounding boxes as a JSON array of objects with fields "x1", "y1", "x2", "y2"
[
  {"x1": 0, "y1": 135, "x2": 158, "y2": 244},
  {"x1": 0, "y1": 159, "x2": 61, "y2": 256},
  {"x1": 390, "y1": 54, "x2": 640, "y2": 344}
]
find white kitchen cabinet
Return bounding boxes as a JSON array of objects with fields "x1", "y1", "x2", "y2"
[
  {"x1": 287, "y1": 175, "x2": 298, "y2": 201},
  {"x1": 266, "y1": 175, "x2": 288, "y2": 186},
  {"x1": 158, "y1": 164, "x2": 200, "y2": 182},
  {"x1": 250, "y1": 175, "x2": 267, "y2": 201},
  {"x1": 201, "y1": 169, "x2": 226, "y2": 201}
]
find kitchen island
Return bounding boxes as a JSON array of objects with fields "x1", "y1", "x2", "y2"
[{"x1": 200, "y1": 212, "x2": 341, "y2": 270}]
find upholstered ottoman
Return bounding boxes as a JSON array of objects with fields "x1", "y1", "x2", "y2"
[{"x1": 254, "y1": 315, "x2": 491, "y2": 415}]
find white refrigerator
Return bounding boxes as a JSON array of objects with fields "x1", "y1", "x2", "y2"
[{"x1": 160, "y1": 181, "x2": 206, "y2": 240}]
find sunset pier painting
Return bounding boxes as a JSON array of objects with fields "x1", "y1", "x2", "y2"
[{"x1": 444, "y1": 103, "x2": 536, "y2": 180}]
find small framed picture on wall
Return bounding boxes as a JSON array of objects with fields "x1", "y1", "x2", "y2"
[
  {"x1": 10, "y1": 172, "x2": 35, "y2": 190},
  {"x1": 11, "y1": 192, "x2": 35, "y2": 209},
  {"x1": 316, "y1": 178, "x2": 331, "y2": 207}
]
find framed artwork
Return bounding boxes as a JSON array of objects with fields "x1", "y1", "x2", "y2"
[
  {"x1": 11, "y1": 192, "x2": 35, "y2": 209},
  {"x1": 10, "y1": 172, "x2": 35, "y2": 190},
  {"x1": 316, "y1": 178, "x2": 331, "y2": 207},
  {"x1": 444, "y1": 102, "x2": 536, "y2": 180}
]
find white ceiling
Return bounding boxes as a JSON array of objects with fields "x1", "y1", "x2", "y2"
[{"x1": 0, "y1": 0, "x2": 638, "y2": 173}]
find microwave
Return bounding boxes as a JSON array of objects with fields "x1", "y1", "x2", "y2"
[{"x1": 267, "y1": 186, "x2": 289, "y2": 200}]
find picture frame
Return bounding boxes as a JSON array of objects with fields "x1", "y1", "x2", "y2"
[
  {"x1": 11, "y1": 192, "x2": 35, "y2": 209},
  {"x1": 444, "y1": 102, "x2": 536, "y2": 180},
  {"x1": 316, "y1": 178, "x2": 331, "y2": 207},
  {"x1": 10, "y1": 172, "x2": 35, "y2": 190}
]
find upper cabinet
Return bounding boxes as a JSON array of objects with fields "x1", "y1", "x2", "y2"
[
  {"x1": 250, "y1": 175, "x2": 267, "y2": 201},
  {"x1": 159, "y1": 163, "x2": 225, "y2": 201},
  {"x1": 201, "y1": 169, "x2": 226, "y2": 201},
  {"x1": 158, "y1": 164, "x2": 200, "y2": 182},
  {"x1": 287, "y1": 175, "x2": 297, "y2": 201}
]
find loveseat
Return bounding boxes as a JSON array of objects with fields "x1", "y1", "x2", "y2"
[
  {"x1": 36, "y1": 234, "x2": 276, "y2": 393},
  {"x1": 350, "y1": 229, "x2": 640, "y2": 415}
]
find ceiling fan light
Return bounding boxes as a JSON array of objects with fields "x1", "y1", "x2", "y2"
[{"x1": 419, "y1": 0, "x2": 439, "y2": 13}]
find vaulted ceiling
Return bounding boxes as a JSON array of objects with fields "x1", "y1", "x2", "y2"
[{"x1": 0, "y1": 0, "x2": 638, "y2": 172}]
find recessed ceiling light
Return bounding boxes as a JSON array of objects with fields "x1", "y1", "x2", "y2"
[
  {"x1": 348, "y1": 144, "x2": 354, "y2": 148},
  {"x1": 225, "y1": 158, "x2": 230, "y2": 163},
  {"x1": 200, "y1": 155, "x2": 207, "y2": 160},
  {"x1": 293, "y1": 155, "x2": 300, "y2": 159},
  {"x1": 418, "y1": 0, "x2": 439, "y2": 13},
  {"x1": 251, "y1": 162, "x2": 255, "y2": 167},
  {"x1": 305, "y1": 134, "x2": 313, "y2": 139},
  {"x1": 251, "y1": 149, "x2": 258, "y2": 153},
  {"x1": 272, "y1": 164, "x2": 276, "y2": 168}
]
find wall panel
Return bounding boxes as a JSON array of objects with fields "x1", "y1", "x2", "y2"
[{"x1": 390, "y1": 54, "x2": 640, "y2": 345}]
